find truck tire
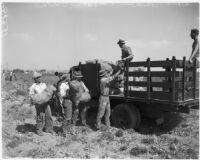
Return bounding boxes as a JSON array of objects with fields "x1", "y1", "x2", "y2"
[
  {"x1": 111, "y1": 103, "x2": 140, "y2": 129},
  {"x1": 132, "y1": 105, "x2": 141, "y2": 129}
]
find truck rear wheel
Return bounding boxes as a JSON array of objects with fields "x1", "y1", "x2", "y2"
[{"x1": 111, "y1": 103, "x2": 141, "y2": 129}]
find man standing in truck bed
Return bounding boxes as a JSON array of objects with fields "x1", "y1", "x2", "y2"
[
  {"x1": 117, "y1": 39, "x2": 133, "y2": 94},
  {"x1": 189, "y1": 29, "x2": 199, "y2": 63},
  {"x1": 117, "y1": 39, "x2": 133, "y2": 63}
]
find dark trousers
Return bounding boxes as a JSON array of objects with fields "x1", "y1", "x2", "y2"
[{"x1": 35, "y1": 103, "x2": 53, "y2": 133}]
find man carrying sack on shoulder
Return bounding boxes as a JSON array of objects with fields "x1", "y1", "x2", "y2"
[
  {"x1": 57, "y1": 74, "x2": 74, "y2": 137},
  {"x1": 117, "y1": 39, "x2": 133, "y2": 65},
  {"x1": 29, "y1": 72, "x2": 54, "y2": 136},
  {"x1": 69, "y1": 70, "x2": 91, "y2": 127}
]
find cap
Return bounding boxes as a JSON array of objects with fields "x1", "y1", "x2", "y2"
[
  {"x1": 117, "y1": 39, "x2": 125, "y2": 44},
  {"x1": 191, "y1": 29, "x2": 199, "y2": 35}
]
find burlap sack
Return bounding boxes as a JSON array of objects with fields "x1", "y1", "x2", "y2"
[
  {"x1": 31, "y1": 85, "x2": 56, "y2": 105},
  {"x1": 69, "y1": 80, "x2": 91, "y2": 104},
  {"x1": 69, "y1": 80, "x2": 84, "y2": 102},
  {"x1": 86, "y1": 59, "x2": 118, "y2": 73},
  {"x1": 80, "y1": 91, "x2": 91, "y2": 103}
]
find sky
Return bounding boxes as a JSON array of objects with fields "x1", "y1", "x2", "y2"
[{"x1": 1, "y1": 3, "x2": 199, "y2": 70}]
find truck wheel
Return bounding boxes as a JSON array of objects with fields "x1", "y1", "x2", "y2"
[
  {"x1": 132, "y1": 105, "x2": 141, "y2": 129},
  {"x1": 111, "y1": 104, "x2": 140, "y2": 129}
]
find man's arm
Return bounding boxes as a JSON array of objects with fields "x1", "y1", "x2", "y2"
[
  {"x1": 189, "y1": 41, "x2": 199, "y2": 62},
  {"x1": 81, "y1": 81, "x2": 89, "y2": 92},
  {"x1": 106, "y1": 70, "x2": 122, "y2": 84}
]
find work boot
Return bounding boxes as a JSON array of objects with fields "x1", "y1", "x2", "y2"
[
  {"x1": 62, "y1": 131, "x2": 67, "y2": 137},
  {"x1": 46, "y1": 130, "x2": 55, "y2": 136},
  {"x1": 95, "y1": 119, "x2": 101, "y2": 130},
  {"x1": 105, "y1": 118, "x2": 111, "y2": 128}
]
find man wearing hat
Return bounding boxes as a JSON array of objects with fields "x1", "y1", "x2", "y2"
[
  {"x1": 96, "y1": 69, "x2": 122, "y2": 129},
  {"x1": 57, "y1": 74, "x2": 73, "y2": 136},
  {"x1": 189, "y1": 29, "x2": 199, "y2": 63},
  {"x1": 71, "y1": 70, "x2": 90, "y2": 126},
  {"x1": 29, "y1": 72, "x2": 54, "y2": 136},
  {"x1": 117, "y1": 39, "x2": 133, "y2": 63}
]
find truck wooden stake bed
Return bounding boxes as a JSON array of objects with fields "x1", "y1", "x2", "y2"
[{"x1": 71, "y1": 56, "x2": 199, "y2": 129}]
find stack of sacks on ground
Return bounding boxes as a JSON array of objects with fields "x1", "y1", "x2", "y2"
[
  {"x1": 31, "y1": 85, "x2": 56, "y2": 105},
  {"x1": 69, "y1": 80, "x2": 91, "y2": 105}
]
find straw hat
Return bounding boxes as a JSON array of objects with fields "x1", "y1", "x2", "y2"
[
  {"x1": 73, "y1": 71, "x2": 83, "y2": 78},
  {"x1": 33, "y1": 72, "x2": 42, "y2": 79}
]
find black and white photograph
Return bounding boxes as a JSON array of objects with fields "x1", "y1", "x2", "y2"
[{"x1": 1, "y1": 1, "x2": 199, "y2": 159}]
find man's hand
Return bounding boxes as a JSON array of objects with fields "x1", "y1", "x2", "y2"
[
  {"x1": 116, "y1": 60, "x2": 124, "y2": 71},
  {"x1": 189, "y1": 57, "x2": 193, "y2": 63}
]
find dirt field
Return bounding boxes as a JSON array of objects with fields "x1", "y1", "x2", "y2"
[{"x1": 2, "y1": 72, "x2": 199, "y2": 158}]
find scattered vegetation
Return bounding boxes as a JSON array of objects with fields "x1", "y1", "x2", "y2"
[{"x1": 2, "y1": 72, "x2": 199, "y2": 158}]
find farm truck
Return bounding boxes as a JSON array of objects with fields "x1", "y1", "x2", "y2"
[{"x1": 69, "y1": 56, "x2": 199, "y2": 129}]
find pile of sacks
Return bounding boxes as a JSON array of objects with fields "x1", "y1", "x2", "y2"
[
  {"x1": 31, "y1": 85, "x2": 56, "y2": 105},
  {"x1": 86, "y1": 59, "x2": 119, "y2": 73},
  {"x1": 86, "y1": 59, "x2": 124, "y2": 95},
  {"x1": 69, "y1": 80, "x2": 91, "y2": 105}
]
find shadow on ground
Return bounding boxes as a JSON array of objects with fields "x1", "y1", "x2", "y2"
[
  {"x1": 16, "y1": 108, "x2": 185, "y2": 136},
  {"x1": 16, "y1": 123, "x2": 36, "y2": 134},
  {"x1": 138, "y1": 112, "x2": 184, "y2": 135}
]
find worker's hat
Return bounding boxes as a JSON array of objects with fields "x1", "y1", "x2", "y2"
[
  {"x1": 99, "y1": 70, "x2": 107, "y2": 77},
  {"x1": 33, "y1": 72, "x2": 42, "y2": 79},
  {"x1": 117, "y1": 39, "x2": 125, "y2": 44},
  {"x1": 73, "y1": 71, "x2": 83, "y2": 78},
  {"x1": 191, "y1": 29, "x2": 199, "y2": 35}
]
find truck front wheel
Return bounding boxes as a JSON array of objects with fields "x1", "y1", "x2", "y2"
[{"x1": 111, "y1": 103, "x2": 141, "y2": 129}]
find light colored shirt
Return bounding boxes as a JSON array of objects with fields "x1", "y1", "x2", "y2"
[
  {"x1": 59, "y1": 82, "x2": 70, "y2": 98},
  {"x1": 29, "y1": 82, "x2": 47, "y2": 97},
  {"x1": 100, "y1": 76, "x2": 115, "y2": 96}
]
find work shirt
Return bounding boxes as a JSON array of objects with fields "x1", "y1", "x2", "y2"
[
  {"x1": 29, "y1": 82, "x2": 47, "y2": 98},
  {"x1": 191, "y1": 39, "x2": 199, "y2": 61},
  {"x1": 121, "y1": 45, "x2": 133, "y2": 62},
  {"x1": 100, "y1": 76, "x2": 115, "y2": 96},
  {"x1": 59, "y1": 82, "x2": 70, "y2": 98}
]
